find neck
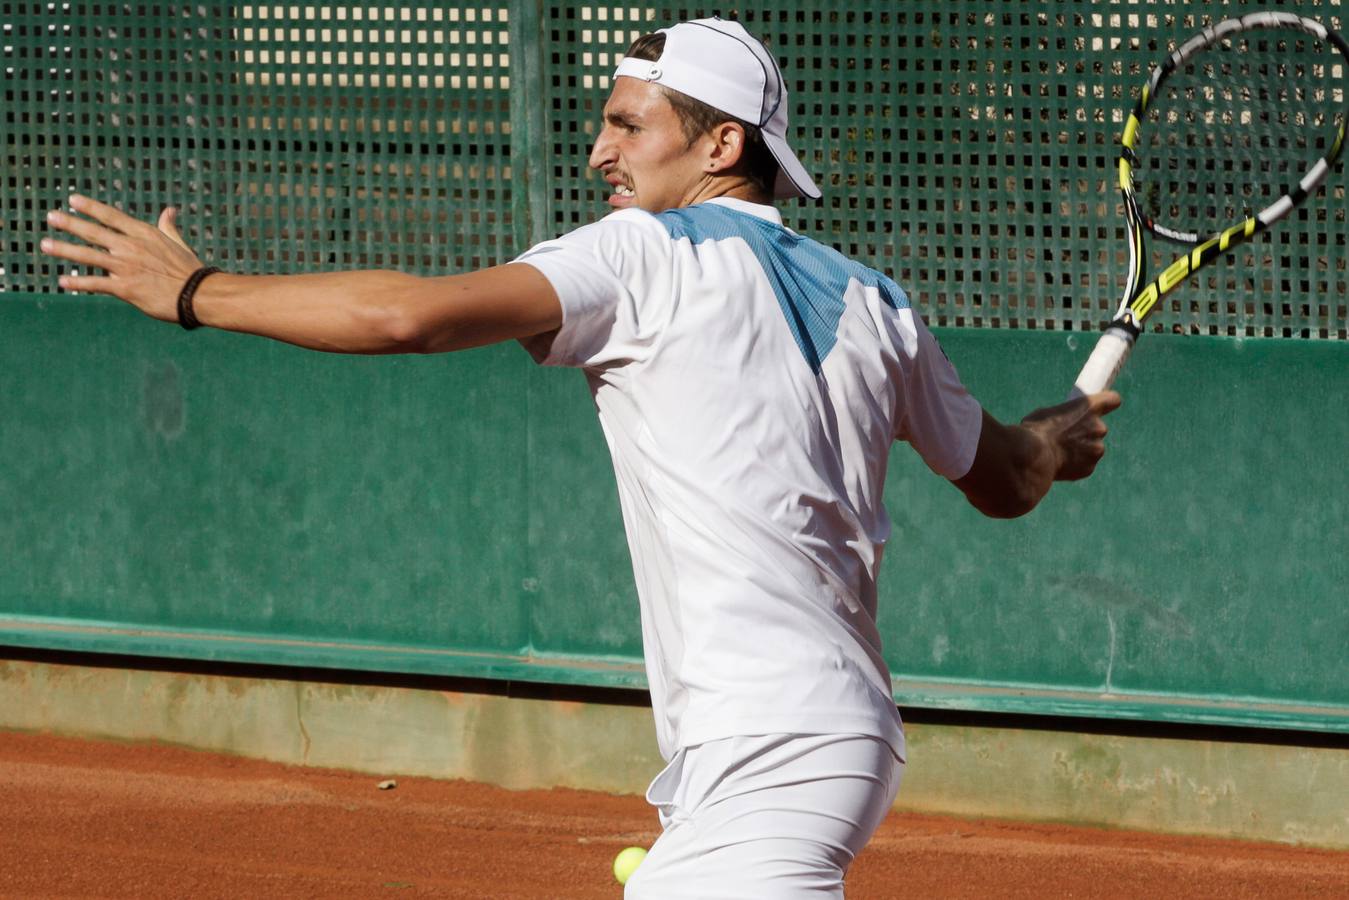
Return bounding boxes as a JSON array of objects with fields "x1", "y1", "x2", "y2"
[{"x1": 681, "y1": 174, "x2": 772, "y2": 208}]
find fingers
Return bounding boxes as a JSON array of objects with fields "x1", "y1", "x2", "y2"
[
  {"x1": 1067, "y1": 406, "x2": 1112, "y2": 479},
  {"x1": 1060, "y1": 390, "x2": 1121, "y2": 422},
  {"x1": 38, "y1": 195, "x2": 203, "y2": 317},
  {"x1": 46, "y1": 208, "x2": 123, "y2": 251},
  {"x1": 56, "y1": 274, "x2": 114, "y2": 293},
  {"x1": 45, "y1": 195, "x2": 170, "y2": 255},
  {"x1": 39, "y1": 237, "x2": 112, "y2": 271},
  {"x1": 1033, "y1": 390, "x2": 1116, "y2": 482},
  {"x1": 40, "y1": 228, "x2": 117, "y2": 295},
  {"x1": 1025, "y1": 388, "x2": 1117, "y2": 424},
  {"x1": 1086, "y1": 390, "x2": 1122, "y2": 416},
  {"x1": 158, "y1": 206, "x2": 190, "y2": 249},
  {"x1": 69, "y1": 193, "x2": 154, "y2": 238},
  {"x1": 1059, "y1": 433, "x2": 1107, "y2": 481}
]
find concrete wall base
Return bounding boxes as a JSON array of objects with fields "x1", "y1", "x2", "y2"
[{"x1": 2, "y1": 657, "x2": 1345, "y2": 848}]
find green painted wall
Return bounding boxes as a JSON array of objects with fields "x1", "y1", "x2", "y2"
[
  {"x1": 2, "y1": 292, "x2": 1346, "y2": 731},
  {"x1": 5, "y1": 0, "x2": 1346, "y2": 732}
]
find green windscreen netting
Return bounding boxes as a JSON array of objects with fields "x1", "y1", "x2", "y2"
[{"x1": 3, "y1": 1, "x2": 1345, "y2": 338}]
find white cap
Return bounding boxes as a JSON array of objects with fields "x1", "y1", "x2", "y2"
[{"x1": 613, "y1": 18, "x2": 821, "y2": 201}]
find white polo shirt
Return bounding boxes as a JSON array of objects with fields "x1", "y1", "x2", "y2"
[{"x1": 516, "y1": 197, "x2": 982, "y2": 762}]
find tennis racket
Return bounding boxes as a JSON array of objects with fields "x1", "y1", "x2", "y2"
[{"x1": 1072, "y1": 12, "x2": 1348, "y2": 397}]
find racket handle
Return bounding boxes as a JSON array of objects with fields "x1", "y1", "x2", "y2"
[{"x1": 1070, "y1": 326, "x2": 1136, "y2": 398}]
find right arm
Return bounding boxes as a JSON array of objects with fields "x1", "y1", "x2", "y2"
[{"x1": 952, "y1": 393, "x2": 1121, "y2": 519}]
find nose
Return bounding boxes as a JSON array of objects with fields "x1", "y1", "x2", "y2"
[{"x1": 589, "y1": 125, "x2": 617, "y2": 171}]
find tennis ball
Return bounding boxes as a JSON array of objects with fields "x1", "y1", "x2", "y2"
[{"x1": 612, "y1": 846, "x2": 647, "y2": 885}]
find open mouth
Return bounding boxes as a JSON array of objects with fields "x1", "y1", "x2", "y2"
[{"x1": 605, "y1": 173, "x2": 635, "y2": 204}]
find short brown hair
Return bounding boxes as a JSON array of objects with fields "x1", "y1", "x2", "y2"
[{"x1": 625, "y1": 32, "x2": 780, "y2": 198}]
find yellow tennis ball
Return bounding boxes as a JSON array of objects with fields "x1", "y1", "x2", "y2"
[{"x1": 613, "y1": 846, "x2": 647, "y2": 885}]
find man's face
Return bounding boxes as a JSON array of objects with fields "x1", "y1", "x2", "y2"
[{"x1": 589, "y1": 77, "x2": 711, "y2": 213}]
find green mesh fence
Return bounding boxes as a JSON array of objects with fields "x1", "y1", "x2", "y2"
[{"x1": 3, "y1": 1, "x2": 1346, "y2": 337}]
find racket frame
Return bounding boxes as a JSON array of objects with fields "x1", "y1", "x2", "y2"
[{"x1": 1072, "y1": 12, "x2": 1348, "y2": 396}]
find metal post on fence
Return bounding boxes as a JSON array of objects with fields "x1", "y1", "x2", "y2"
[{"x1": 507, "y1": 0, "x2": 552, "y2": 253}]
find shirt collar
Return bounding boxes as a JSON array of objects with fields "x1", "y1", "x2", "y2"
[{"x1": 703, "y1": 196, "x2": 783, "y2": 226}]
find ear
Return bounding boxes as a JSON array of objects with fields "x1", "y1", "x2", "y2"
[{"x1": 704, "y1": 121, "x2": 747, "y2": 174}]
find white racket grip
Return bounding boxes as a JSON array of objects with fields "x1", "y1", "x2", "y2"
[{"x1": 1070, "y1": 326, "x2": 1136, "y2": 398}]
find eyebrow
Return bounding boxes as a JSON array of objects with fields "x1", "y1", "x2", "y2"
[{"x1": 602, "y1": 109, "x2": 641, "y2": 128}]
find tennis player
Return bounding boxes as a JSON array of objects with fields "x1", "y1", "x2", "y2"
[{"x1": 40, "y1": 18, "x2": 1119, "y2": 898}]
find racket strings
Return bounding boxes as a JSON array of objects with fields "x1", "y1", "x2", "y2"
[{"x1": 1134, "y1": 30, "x2": 1344, "y2": 238}]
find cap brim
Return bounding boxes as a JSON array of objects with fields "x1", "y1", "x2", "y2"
[{"x1": 764, "y1": 131, "x2": 821, "y2": 200}]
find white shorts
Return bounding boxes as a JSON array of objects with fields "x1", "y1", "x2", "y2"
[{"x1": 624, "y1": 733, "x2": 904, "y2": 899}]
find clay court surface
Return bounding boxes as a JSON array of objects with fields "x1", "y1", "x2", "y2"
[{"x1": 1, "y1": 732, "x2": 1346, "y2": 899}]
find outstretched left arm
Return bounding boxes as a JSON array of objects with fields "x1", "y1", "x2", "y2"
[{"x1": 40, "y1": 195, "x2": 561, "y2": 355}]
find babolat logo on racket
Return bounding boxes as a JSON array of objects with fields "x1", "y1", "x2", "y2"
[
  {"x1": 1071, "y1": 11, "x2": 1348, "y2": 397},
  {"x1": 1128, "y1": 217, "x2": 1260, "y2": 325}
]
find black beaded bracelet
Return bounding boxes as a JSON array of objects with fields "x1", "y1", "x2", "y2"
[{"x1": 177, "y1": 266, "x2": 221, "y2": 331}]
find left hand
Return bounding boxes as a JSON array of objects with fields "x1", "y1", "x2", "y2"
[{"x1": 40, "y1": 194, "x2": 205, "y2": 322}]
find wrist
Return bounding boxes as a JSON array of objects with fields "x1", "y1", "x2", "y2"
[
  {"x1": 177, "y1": 266, "x2": 221, "y2": 330},
  {"x1": 183, "y1": 271, "x2": 247, "y2": 330},
  {"x1": 1017, "y1": 419, "x2": 1063, "y2": 488}
]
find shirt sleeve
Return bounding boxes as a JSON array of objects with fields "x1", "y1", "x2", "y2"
[
  {"x1": 513, "y1": 211, "x2": 662, "y2": 369},
  {"x1": 893, "y1": 311, "x2": 984, "y2": 481}
]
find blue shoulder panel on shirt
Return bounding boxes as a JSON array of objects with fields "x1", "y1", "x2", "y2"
[{"x1": 655, "y1": 204, "x2": 909, "y2": 374}]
